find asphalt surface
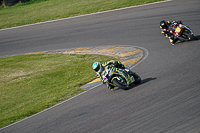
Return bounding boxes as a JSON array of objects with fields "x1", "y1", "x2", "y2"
[{"x1": 1, "y1": 0, "x2": 200, "y2": 133}]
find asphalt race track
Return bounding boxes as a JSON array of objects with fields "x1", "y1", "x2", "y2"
[{"x1": 1, "y1": 0, "x2": 200, "y2": 132}]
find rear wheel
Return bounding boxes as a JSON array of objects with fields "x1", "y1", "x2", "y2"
[{"x1": 183, "y1": 32, "x2": 197, "y2": 40}]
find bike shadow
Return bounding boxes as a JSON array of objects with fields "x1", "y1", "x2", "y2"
[
  {"x1": 115, "y1": 77, "x2": 157, "y2": 91},
  {"x1": 194, "y1": 35, "x2": 200, "y2": 40},
  {"x1": 127, "y1": 77, "x2": 157, "y2": 90},
  {"x1": 176, "y1": 35, "x2": 199, "y2": 45}
]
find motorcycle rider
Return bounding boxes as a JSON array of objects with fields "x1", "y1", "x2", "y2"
[
  {"x1": 92, "y1": 60, "x2": 134, "y2": 90},
  {"x1": 160, "y1": 20, "x2": 182, "y2": 45}
]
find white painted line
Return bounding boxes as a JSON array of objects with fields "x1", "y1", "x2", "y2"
[
  {"x1": 0, "y1": 0, "x2": 172, "y2": 31},
  {"x1": 130, "y1": 46, "x2": 149, "y2": 69}
]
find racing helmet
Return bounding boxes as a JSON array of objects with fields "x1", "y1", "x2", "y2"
[
  {"x1": 160, "y1": 20, "x2": 167, "y2": 29},
  {"x1": 92, "y1": 62, "x2": 104, "y2": 73}
]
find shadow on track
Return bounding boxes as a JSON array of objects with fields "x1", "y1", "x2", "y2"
[
  {"x1": 140, "y1": 77, "x2": 157, "y2": 84},
  {"x1": 127, "y1": 77, "x2": 157, "y2": 90},
  {"x1": 114, "y1": 77, "x2": 157, "y2": 91},
  {"x1": 128, "y1": 77, "x2": 157, "y2": 90},
  {"x1": 194, "y1": 35, "x2": 200, "y2": 40},
  {"x1": 174, "y1": 35, "x2": 199, "y2": 45}
]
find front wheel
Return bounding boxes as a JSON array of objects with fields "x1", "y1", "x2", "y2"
[
  {"x1": 112, "y1": 77, "x2": 130, "y2": 90},
  {"x1": 132, "y1": 73, "x2": 141, "y2": 84}
]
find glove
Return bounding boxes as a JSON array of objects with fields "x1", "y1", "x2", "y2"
[{"x1": 102, "y1": 76, "x2": 108, "y2": 84}]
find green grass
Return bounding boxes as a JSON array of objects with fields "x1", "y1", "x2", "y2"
[
  {"x1": 0, "y1": 54, "x2": 116, "y2": 128},
  {"x1": 0, "y1": 0, "x2": 162, "y2": 128},
  {"x1": 0, "y1": 0, "x2": 163, "y2": 29}
]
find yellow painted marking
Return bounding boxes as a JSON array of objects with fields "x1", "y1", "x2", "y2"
[
  {"x1": 117, "y1": 49, "x2": 143, "y2": 57},
  {"x1": 88, "y1": 78, "x2": 101, "y2": 84},
  {"x1": 121, "y1": 57, "x2": 142, "y2": 65},
  {"x1": 26, "y1": 51, "x2": 49, "y2": 55},
  {"x1": 64, "y1": 47, "x2": 93, "y2": 53},
  {"x1": 98, "y1": 46, "x2": 125, "y2": 52}
]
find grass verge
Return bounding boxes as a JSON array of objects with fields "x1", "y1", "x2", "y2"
[
  {"x1": 0, "y1": 53, "x2": 116, "y2": 128},
  {"x1": 0, "y1": 0, "x2": 163, "y2": 29}
]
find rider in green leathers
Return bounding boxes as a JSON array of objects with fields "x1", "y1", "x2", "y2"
[{"x1": 92, "y1": 60, "x2": 133, "y2": 90}]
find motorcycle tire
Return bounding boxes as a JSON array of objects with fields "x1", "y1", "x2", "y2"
[
  {"x1": 190, "y1": 35, "x2": 198, "y2": 40},
  {"x1": 132, "y1": 73, "x2": 141, "y2": 84},
  {"x1": 183, "y1": 32, "x2": 197, "y2": 41},
  {"x1": 112, "y1": 77, "x2": 130, "y2": 90}
]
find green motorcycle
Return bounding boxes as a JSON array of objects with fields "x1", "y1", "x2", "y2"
[{"x1": 102, "y1": 66, "x2": 141, "y2": 90}]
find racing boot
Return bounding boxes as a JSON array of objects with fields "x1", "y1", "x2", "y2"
[
  {"x1": 169, "y1": 38, "x2": 174, "y2": 45},
  {"x1": 106, "y1": 83, "x2": 114, "y2": 90}
]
